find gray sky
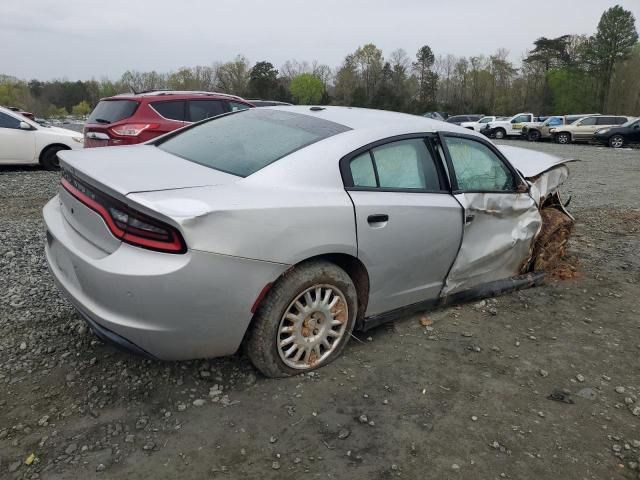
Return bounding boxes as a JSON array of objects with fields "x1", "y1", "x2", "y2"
[{"x1": 2, "y1": 0, "x2": 639, "y2": 81}]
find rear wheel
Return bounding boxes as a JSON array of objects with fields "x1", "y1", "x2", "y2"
[
  {"x1": 40, "y1": 145, "x2": 67, "y2": 171},
  {"x1": 246, "y1": 261, "x2": 358, "y2": 378},
  {"x1": 608, "y1": 135, "x2": 625, "y2": 148},
  {"x1": 494, "y1": 128, "x2": 506, "y2": 139},
  {"x1": 556, "y1": 132, "x2": 571, "y2": 144},
  {"x1": 527, "y1": 130, "x2": 541, "y2": 142}
]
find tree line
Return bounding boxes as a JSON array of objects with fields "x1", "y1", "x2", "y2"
[{"x1": 1, "y1": 5, "x2": 637, "y2": 118}]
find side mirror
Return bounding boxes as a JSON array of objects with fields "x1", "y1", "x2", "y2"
[
  {"x1": 19, "y1": 121, "x2": 32, "y2": 130},
  {"x1": 516, "y1": 182, "x2": 529, "y2": 194},
  {"x1": 634, "y1": 124, "x2": 640, "y2": 129}
]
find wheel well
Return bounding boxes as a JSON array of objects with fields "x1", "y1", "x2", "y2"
[
  {"x1": 264, "y1": 253, "x2": 370, "y2": 325},
  {"x1": 39, "y1": 144, "x2": 70, "y2": 164}
]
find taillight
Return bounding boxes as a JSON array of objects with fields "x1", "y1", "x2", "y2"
[
  {"x1": 110, "y1": 123, "x2": 159, "y2": 136},
  {"x1": 60, "y1": 173, "x2": 186, "y2": 254}
]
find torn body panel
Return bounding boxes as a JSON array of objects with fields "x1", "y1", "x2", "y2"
[
  {"x1": 441, "y1": 146, "x2": 576, "y2": 297},
  {"x1": 441, "y1": 192, "x2": 541, "y2": 296}
]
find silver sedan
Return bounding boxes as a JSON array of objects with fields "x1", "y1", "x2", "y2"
[{"x1": 44, "y1": 106, "x2": 575, "y2": 377}]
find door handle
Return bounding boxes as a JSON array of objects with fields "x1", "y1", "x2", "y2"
[{"x1": 367, "y1": 214, "x2": 389, "y2": 225}]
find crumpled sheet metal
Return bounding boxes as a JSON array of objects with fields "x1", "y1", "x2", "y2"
[
  {"x1": 441, "y1": 192, "x2": 541, "y2": 296},
  {"x1": 528, "y1": 164, "x2": 571, "y2": 206}
]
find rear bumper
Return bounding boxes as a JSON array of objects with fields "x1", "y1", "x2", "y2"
[{"x1": 43, "y1": 196, "x2": 288, "y2": 360}]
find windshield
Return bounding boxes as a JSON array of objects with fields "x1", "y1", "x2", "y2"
[
  {"x1": 156, "y1": 109, "x2": 351, "y2": 177},
  {"x1": 479, "y1": 117, "x2": 492, "y2": 123},
  {"x1": 543, "y1": 117, "x2": 562, "y2": 126},
  {"x1": 622, "y1": 117, "x2": 639, "y2": 127},
  {"x1": 88, "y1": 100, "x2": 139, "y2": 124}
]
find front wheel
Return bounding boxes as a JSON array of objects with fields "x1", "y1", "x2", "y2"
[
  {"x1": 246, "y1": 261, "x2": 358, "y2": 377},
  {"x1": 528, "y1": 130, "x2": 541, "y2": 142},
  {"x1": 40, "y1": 145, "x2": 67, "y2": 171},
  {"x1": 556, "y1": 132, "x2": 571, "y2": 144},
  {"x1": 494, "y1": 128, "x2": 506, "y2": 139},
  {"x1": 608, "y1": 135, "x2": 624, "y2": 148}
]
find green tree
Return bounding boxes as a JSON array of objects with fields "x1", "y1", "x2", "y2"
[
  {"x1": 289, "y1": 73, "x2": 324, "y2": 104},
  {"x1": 248, "y1": 61, "x2": 279, "y2": 99},
  {"x1": 215, "y1": 55, "x2": 251, "y2": 96},
  {"x1": 588, "y1": 5, "x2": 638, "y2": 109},
  {"x1": 71, "y1": 100, "x2": 91, "y2": 117},
  {"x1": 413, "y1": 45, "x2": 438, "y2": 109}
]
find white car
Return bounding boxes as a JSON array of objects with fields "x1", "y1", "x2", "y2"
[
  {"x1": 0, "y1": 106, "x2": 84, "y2": 170},
  {"x1": 460, "y1": 116, "x2": 497, "y2": 132}
]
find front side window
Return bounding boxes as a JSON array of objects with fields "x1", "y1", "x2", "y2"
[
  {"x1": 188, "y1": 100, "x2": 225, "y2": 122},
  {"x1": 443, "y1": 136, "x2": 515, "y2": 192},
  {"x1": 479, "y1": 117, "x2": 492, "y2": 124},
  {"x1": 579, "y1": 117, "x2": 598, "y2": 126},
  {"x1": 151, "y1": 101, "x2": 186, "y2": 121},
  {"x1": 348, "y1": 138, "x2": 441, "y2": 191},
  {"x1": 547, "y1": 117, "x2": 562, "y2": 126},
  {"x1": 0, "y1": 111, "x2": 21, "y2": 129},
  {"x1": 157, "y1": 108, "x2": 350, "y2": 177},
  {"x1": 511, "y1": 115, "x2": 530, "y2": 123},
  {"x1": 614, "y1": 117, "x2": 628, "y2": 125}
]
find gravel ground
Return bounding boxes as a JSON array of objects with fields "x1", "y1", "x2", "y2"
[{"x1": 0, "y1": 140, "x2": 639, "y2": 480}]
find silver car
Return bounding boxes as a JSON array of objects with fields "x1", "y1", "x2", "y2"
[{"x1": 44, "y1": 106, "x2": 575, "y2": 377}]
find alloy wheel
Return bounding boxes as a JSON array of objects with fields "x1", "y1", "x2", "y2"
[
  {"x1": 277, "y1": 284, "x2": 349, "y2": 369},
  {"x1": 610, "y1": 135, "x2": 624, "y2": 148}
]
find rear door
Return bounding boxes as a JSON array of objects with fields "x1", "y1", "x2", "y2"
[
  {"x1": 0, "y1": 111, "x2": 35, "y2": 162},
  {"x1": 343, "y1": 136, "x2": 463, "y2": 315},
  {"x1": 187, "y1": 99, "x2": 226, "y2": 123},
  {"x1": 437, "y1": 133, "x2": 540, "y2": 296}
]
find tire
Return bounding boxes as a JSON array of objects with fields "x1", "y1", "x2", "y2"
[
  {"x1": 40, "y1": 145, "x2": 67, "y2": 171},
  {"x1": 246, "y1": 260, "x2": 358, "y2": 378},
  {"x1": 608, "y1": 135, "x2": 625, "y2": 148},
  {"x1": 556, "y1": 132, "x2": 571, "y2": 145},
  {"x1": 527, "y1": 130, "x2": 541, "y2": 142},
  {"x1": 494, "y1": 128, "x2": 506, "y2": 139}
]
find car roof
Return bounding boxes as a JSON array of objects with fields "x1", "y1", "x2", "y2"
[
  {"x1": 105, "y1": 90, "x2": 249, "y2": 102},
  {"x1": 264, "y1": 105, "x2": 459, "y2": 134}
]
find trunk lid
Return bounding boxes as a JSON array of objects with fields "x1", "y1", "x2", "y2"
[{"x1": 58, "y1": 145, "x2": 239, "y2": 196}]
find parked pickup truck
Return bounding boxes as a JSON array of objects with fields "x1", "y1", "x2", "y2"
[
  {"x1": 482, "y1": 113, "x2": 536, "y2": 139},
  {"x1": 521, "y1": 114, "x2": 597, "y2": 142}
]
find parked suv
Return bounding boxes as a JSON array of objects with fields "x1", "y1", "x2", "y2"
[
  {"x1": 521, "y1": 114, "x2": 598, "y2": 142},
  {"x1": 84, "y1": 91, "x2": 254, "y2": 148},
  {"x1": 550, "y1": 115, "x2": 631, "y2": 144},
  {"x1": 592, "y1": 117, "x2": 640, "y2": 148}
]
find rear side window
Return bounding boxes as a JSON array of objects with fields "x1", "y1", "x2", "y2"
[
  {"x1": 348, "y1": 138, "x2": 441, "y2": 191},
  {"x1": 188, "y1": 100, "x2": 225, "y2": 122},
  {"x1": 88, "y1": 100, "x2": 138, "y2": 124},
  {"x1": 596, "y1": 116, "x2": 614, "y2": 125},
  {"x1": 156, "y1": 109, "x2": 350, "y2": 177},
  {"x1": 151, "y1": 101, "x2": 186, "y2": 121}
]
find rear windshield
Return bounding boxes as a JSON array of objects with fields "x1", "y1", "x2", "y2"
[
  {"x1": 88, "y1": 100, "x2": 138, "y2": 124},
  {"x1": 156, "y1": 109, "x2": 351, "y2": 177}
]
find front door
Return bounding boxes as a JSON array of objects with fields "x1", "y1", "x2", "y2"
[
  {"x1": 437, "y1": 134, "x2": 540, "y2": 296},
  {"x1": 573, "y1": 116, "x2": 599, "y2": 140},
  {"x1": 0, "y1": 111, "x2": 35, "y2": 162},
  {"x1": 344, "y1": 136, "x2": 463, "y2": 315}
]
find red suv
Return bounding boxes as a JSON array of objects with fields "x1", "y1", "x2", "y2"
[{"x1": 84, "y1": 91, "x2": 254, "y2": 148}]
